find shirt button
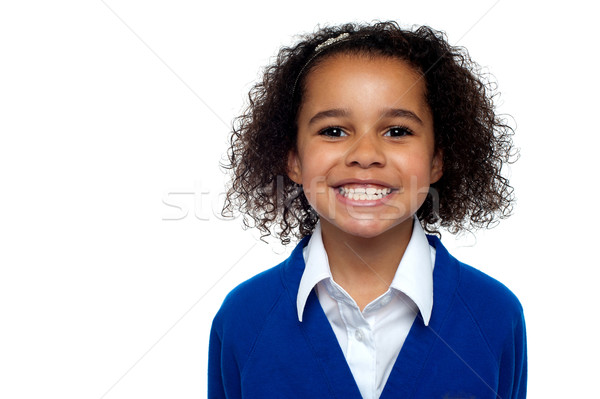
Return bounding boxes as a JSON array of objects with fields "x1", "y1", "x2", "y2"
[{"x1": 354, "y1": 329, "x2": 364, "y2": 341}]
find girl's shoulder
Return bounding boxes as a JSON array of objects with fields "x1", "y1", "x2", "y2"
[
  {"x1": 430, "y1": 235, "x2": 525, "y2": 344},
  {"x1": 217, "y1": 239, "x2": 307, "y2": 316},
  {"x1": 212, "y1": 237, "x2": 307, "y2": 330},
  {"x1": 215, "y1": 263, "x2": 286, "y2": 324},
  {"x1": 456, "y1": 260, "x2": 524, "y2": 317},
  {"x1": 451, "y1": 258, "x2": 526, "y2": 364},
  {"x1": 452, "y1": 261, "x2": 527, "y2": 374},
  {"x1": 211, "y1": 239, "x2": 309, "y2": 350},
  {"x1": 429, "y1": 234, "x2": 523, "y2": 318}
]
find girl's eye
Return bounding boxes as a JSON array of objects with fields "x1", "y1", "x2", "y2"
[
  {"x1": 384, "y1": 126, "x2": 413, "y2": 137},
  {"x1": 319, "y1": 127, "x2": 347, "y2": 137}
]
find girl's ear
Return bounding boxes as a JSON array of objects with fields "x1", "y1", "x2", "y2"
[
  {"x1": 287, "y1": 150, "x2": 302, "y2": 184},
  {"x1": 430, "y1": 149, "x2": 444, "y2": 183}
]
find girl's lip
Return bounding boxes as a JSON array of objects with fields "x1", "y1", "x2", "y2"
[{"x1": 333, "y1": 179, "x2": 395, "y2": 189}]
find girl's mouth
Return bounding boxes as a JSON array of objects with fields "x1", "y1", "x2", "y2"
[{"x1": 338, "y1": 186, "x2": 394, "y2": 201}]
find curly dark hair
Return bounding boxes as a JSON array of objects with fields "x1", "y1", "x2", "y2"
[{"x1": 222, "y1": 21, "x2": 517, "y2": 244}]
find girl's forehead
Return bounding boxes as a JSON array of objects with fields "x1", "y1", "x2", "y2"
[
  {"x1": 308, "y1": 52, "x2": 422, "y2": 80},
  {"x1": 299, "y1": 53, "x2": 429, "y2": 113}
]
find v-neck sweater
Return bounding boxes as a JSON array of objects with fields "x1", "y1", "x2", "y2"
[{"x1": 208, "y1": 235, "x2": 527, "y2": 399}]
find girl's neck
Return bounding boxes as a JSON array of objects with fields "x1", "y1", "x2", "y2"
[{"x1": 319, "y1": 218, "x2": 414, "y2": 310}]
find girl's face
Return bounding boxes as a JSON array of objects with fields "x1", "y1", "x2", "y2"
[{"x1": 288, "y1": 53, "x2": 443, "y2": 240}]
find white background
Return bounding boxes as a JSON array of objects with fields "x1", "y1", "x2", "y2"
[{"x1": 1, "y1": 0, "x2": 598, "y2": 397}]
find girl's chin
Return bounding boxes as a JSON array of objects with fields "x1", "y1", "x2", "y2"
[{"x1": 321, "y1": 218, "x2": 411, "y2": 240}]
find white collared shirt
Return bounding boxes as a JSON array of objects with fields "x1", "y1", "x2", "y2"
[{"x1": 297, "y1": 218, "x2": 436, "y2": 399}]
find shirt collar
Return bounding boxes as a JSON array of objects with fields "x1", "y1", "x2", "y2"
[
  {"x1": 297, "y1": 222, "x2": 331, "y2": 322},
  {"x1": 389, "y1": 219, "x2": 435, "y2": 325},
  {"x1": 297, "y1": 217, "x2": 435, "y2": 325}
]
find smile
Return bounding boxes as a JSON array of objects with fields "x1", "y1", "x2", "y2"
[{"x1": 338, "y1": 186, "x2": 394, "y2": 201}]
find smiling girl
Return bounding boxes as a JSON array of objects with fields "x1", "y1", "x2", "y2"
[{"x1": 210, "y1": 22, "x2": 526, "y2": 399}]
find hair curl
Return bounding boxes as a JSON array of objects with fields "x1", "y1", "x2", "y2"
[{"x1": 222, "y1": 21, "x2": 517, "y2": 244}]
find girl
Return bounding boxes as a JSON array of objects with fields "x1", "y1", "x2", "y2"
[{"x1": 210, "y1": 21, "x2": 526, "y2": 399}]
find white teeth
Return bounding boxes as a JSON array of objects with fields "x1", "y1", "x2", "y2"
[{"x1": 338, "y1": 186, "x2": 392, "y2": 200}]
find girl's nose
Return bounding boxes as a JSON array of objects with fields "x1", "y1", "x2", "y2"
[{"x1": 344, "y1": 132, "x2": 385, "y2": 168}]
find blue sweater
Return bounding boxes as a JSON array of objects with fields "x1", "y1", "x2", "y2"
[{"x1": 209, "y1": 235, "x2": 527, "y2": 398}]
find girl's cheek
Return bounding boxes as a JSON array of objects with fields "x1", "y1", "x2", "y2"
[{"x1": 302, "y1": 171, "x2": 329, "y2": 195}]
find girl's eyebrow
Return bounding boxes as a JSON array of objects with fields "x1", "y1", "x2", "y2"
[
  {"x1": 308, "y1": 108, "x2": 350, "y2": 126},
  {"x1": 308, "y1": 108, "x2": 423, "y2": 126},
  {"x1": 382, "y1": 108, "x2": 423, "y2": 125}
]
